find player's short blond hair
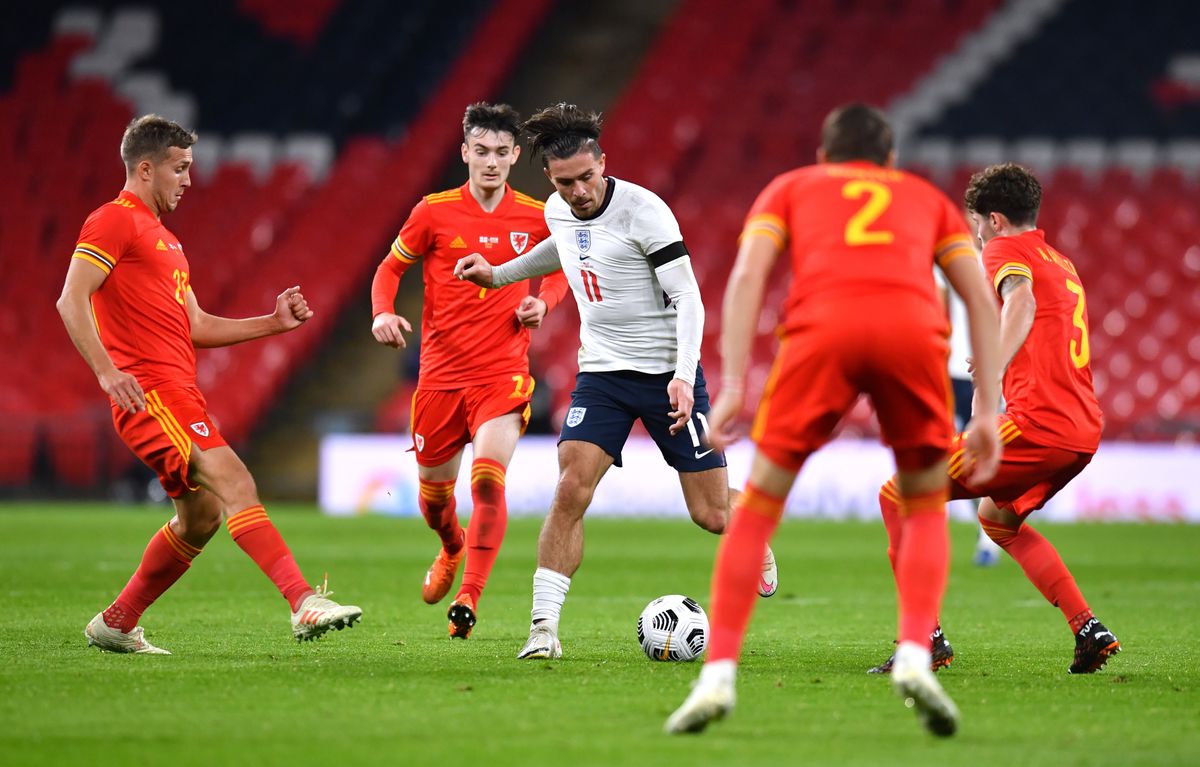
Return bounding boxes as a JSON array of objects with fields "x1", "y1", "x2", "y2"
[{"x1": 120, "y1": 114, "x2": 197, "y2": 172}]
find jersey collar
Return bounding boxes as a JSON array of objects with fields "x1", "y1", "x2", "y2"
[
  {"x1": 118, "y1": 189, "x2": 156, "y2": 218},
  {"x1": 461, "y1": 180, "x2": 514, "y2": 217}
]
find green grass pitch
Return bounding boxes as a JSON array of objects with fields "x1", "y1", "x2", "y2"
[{"x1": 1, "y1": 503, "x2": 1197, "y2": 766}]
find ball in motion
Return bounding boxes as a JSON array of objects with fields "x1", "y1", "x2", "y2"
[{"x1": 636, "y1": 594, "x2": 708, "y2": 661}]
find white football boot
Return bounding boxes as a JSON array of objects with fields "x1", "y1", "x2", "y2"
[
  {"x1": 84, "y1": 613, "x2": 171, "y2": 654},
  {"x1": 516, "y1": 623, "x2": 562, "y2": 659},
  {"x1": 758, "y1": 545, "x2": 779, "y2": 597},
  {"x1": 892, "y1": 641, "x2": 959, "y2": 737},
  {"x1": 664, "y1": 663, "x2": 736, "y2": 734},
  {"x1": 291, "y1": 576, "x2": 363, "y2": 641}
]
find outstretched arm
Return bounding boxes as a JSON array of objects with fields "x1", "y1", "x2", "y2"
[
  {"x1": 57, "y1": 259, "x2": 146, "y2": 412},
  {"x1": 188, "y1": 285, "x2": 314, "y2": 348},
  {"x1": 458, "y1": 237, "x2": 561, "y2": 287}
]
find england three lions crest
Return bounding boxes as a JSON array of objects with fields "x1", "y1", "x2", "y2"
[
  {"x1": 575, "y1": 228, "x2": 591, "y2": 256},
  {"x1": 565, "y1": 407, "x2": 587, "y2": 427},
  {"x1": 510, "y1": 231, "x2": 529, "y2": 255}
]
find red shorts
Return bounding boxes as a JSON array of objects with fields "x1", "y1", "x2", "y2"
[
  {"x1": 410, "y1": 374, "x2": 534, "y2": 467},
  {"x1": 111, "y1": 385, "x2": 227, "y2": 498},
  {"x1": 949, "y1": 414, "x2": 1093, "y2": 518},
  {"x1": 752, "y1": 323, "x2": 953, "y2": 472}
]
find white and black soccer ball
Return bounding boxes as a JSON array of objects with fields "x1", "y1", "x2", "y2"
[{"x1": 636, "y1": 594, "x2": 708, "y2": 661}]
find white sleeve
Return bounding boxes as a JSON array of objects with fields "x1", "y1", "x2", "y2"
[
  {"x1": 491, "y1": 236, "x2": 561, "y2": 286},
  {"x1": 633, "y1": 190, "x2": 684, "y2": 254},
  {"x1": 655, "y1": 256, "x2": 704, "y2": 385}
]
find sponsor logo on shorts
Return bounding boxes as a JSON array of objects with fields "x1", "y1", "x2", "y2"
[
  {"x1": 510, "y1": 231, "x2": 529, "y2": 254},
  {"x1": 415, "y1": 433, "x2": 425, "y2": 452},
  {"x1": 190, "y1": 421, "x2": 209, "y2": 437},
  {"x1": 565, "y1": 407, "x2": 587, "y2": 428},
  {"x1": 694, "y1": 448, "x2": 714, "y2": 460},
  {"x1": 575, "y1": 229, "x2": 591, "y2": 255}
]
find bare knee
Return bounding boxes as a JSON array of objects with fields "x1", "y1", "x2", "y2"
[
  {"x1": 550, "y1": 471, "x2": 595, "y2": 521},
  {"x1": 689, "y1": 499, "x2": 726, "y2": 534}
]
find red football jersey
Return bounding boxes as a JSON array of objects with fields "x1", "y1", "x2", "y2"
[
  {"x1": 984, "y1": 229, "x2": 1103, "y2": 452},
  {"x1": 744, "y1": 161, "x2": 975, "y2": 336},
  {"x1": 390, "y1": 182, "x2": 563, "y2": 389},
  {"x1": 72, "y1": 191, "x2": 196, "y2": 390}
]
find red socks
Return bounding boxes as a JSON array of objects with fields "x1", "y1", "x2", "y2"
[
  {"x1": 104, "y1": 522, "x2": 201, "y2": 632},
  {"x1": 894, "y1": 488, "x2": 949, "y2": 646},
  {"x1": 419, "y1": 478, "x2": 464, "y2": 554},
  {"x1": 707, "y1": 483, "x2": 785, "y2": 662},
  {"x1": 979, "y1": 517, "x2": 1090, "y2": 626},
  {"x1": 879, "y1": 478, "x2": 902, "y2": 572},
  {"x1": 227, "y1": 505, "x2": 312, "y2": 611},
  {"x1": 457, "y1": 458, "x2": 509, "y2": 606}
]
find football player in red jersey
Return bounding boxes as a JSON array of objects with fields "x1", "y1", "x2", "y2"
[
  {"x1": 869, "y1": 164, "x2": 1118, "y2": 677},
  {"x1": 370, "y1": 103, "x2": 568, "y2": 638},
  {"x1": 58, "y1": 115, "x2": 361, "y2": 654},
  {"x1": 666, "y1": 104, "x2": 1002, "y2": 737}
]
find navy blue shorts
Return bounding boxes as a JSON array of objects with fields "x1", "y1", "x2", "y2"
[
  {"x1": 559, "y1": 367, "x2": 727, "y2": 472},
  {"x1": 951, "y1": 377, "x2": 973, "y2": 431}
]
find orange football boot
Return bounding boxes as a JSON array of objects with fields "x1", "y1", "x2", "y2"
[{"x1": 421, "y1": 533, "x2": 464, "y2": 605}]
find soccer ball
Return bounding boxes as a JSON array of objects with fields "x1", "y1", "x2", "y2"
[{"x1": 636, "y1": 594, "x2": 708, "y2": 661}]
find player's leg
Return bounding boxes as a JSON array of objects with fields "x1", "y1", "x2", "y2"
[
  {"x1": 951, "y1": 376, "x2": 1000, "y2": 566},
  {"x1": 86, "y1": 396, "x2": 211, "y2": 654},
  {"x1": 517, "y1": 439, "x2": 614, "y2": 659},
  {"x1": 410, "y1": 388, "x2": 472, "y2": 605},
  {"x1": 448, "y1": 407, "x2": 525, "y2": 638},
  {"x1": 865, "y1": 330, "x2": 960, "y2": 736},
  {"x1": 190, "y1": 444, "x2": 362, "y2": 640},
  {"x1": 416, "y1": 452, "x2": 465, "y2": 605},
  {"x1": 84, "y1": 489, "x2": 218, "y2": 654},
  {"x1": 976, "y1": 467, "x2": 1119, "y2": 672},
  {"x1": 665, "y1": 451, "x2": 797, "y2": 733},
  {"x1": 519, "y1": 373, "x2": 631, "y2": 659}
]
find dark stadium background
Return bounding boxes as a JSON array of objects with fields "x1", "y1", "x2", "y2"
[{"x1": 2, "y1": 0, "x2": 1197, "y2": 504}]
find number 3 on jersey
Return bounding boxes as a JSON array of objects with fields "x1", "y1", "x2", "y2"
[
  {"x1": 842, "y1": 180, "x2": 894, "y2": 246},
  {"x1": 1064, "y1": 278, "x2": 1090, "y2": 367}
]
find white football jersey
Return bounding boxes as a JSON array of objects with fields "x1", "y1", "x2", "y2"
[{"x1": 544, "y1": 177, "x2": 693, "y2": 376}]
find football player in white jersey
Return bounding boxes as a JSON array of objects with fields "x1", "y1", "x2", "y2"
[{"x1": 455, "y1": 103, "x2": 778, "y2": 660}]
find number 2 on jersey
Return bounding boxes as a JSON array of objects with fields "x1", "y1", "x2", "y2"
[
  {"x1": 172, "y1": 268, "x2": 189, "y2": 305},
  {"x1": 1064, "y1": 278, "x2": 1090, "y2": 368},
  {"x1": 842, "y1": 180, "x2": 894, "y2": 246}
]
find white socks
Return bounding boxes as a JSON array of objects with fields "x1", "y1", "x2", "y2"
[
  {"x1": 894, "y1": 640, "x2": 933, "y2": 673},
  {"x1": 699, "y1": 659, "x2": 737, "y2": 687},
  {"x1": 531, "y1": 567, "x2": 571, "y2": 632}
]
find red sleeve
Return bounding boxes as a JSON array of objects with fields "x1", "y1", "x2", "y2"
[
  {"x1": 73, "y1": 203, "x2": 133, "y2": 276},
  {"x1": 982, "y1": 237, "x2": 1034, "y2": 297},
  {"x1": 932, "y1": 192, "x2": 975, "y2": 269},
  {"x1": 537, "y1": 270, "x2": 569, "y2": 314},
  {"x1": 372, "y1": 200, "x2": 431, "y2": 317},
  {"x1": 394, "y1": 198, "x2": 433, "y2": 262},
  {"x1": 741, "y1": 174, "x2": 792, "y2": 248}
]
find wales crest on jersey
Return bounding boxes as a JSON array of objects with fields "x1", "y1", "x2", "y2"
[{"x1": 510, "y1": 231, "x2": 529, "y2": 254}]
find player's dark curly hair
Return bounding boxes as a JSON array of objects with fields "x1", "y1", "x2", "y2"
[
  {"x1": 821, "y1": 103, "x2": 893, "y2": 166},
  {"x1": 964, "y1": 163, "x2": 1042, "y2": 226},
  {"x1": 120, "y1": 114, "x2": 196, "y2": 172},
  {"x1": 463, "y1": 102, "x2": 522, "y2": 142},
  {"x1": 522, "y1": 103, "x2": 603, "y2": 167}
]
